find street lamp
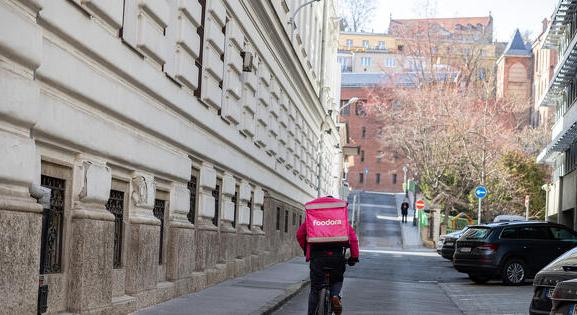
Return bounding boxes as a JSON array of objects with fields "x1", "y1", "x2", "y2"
[
  {"x1": 316, "y1": 97, "x2": 360, "y2": 197},
  {"x1": 289, "y1": 0, "x2": 322, "y2": 44}
]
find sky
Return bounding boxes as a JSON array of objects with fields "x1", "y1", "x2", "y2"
[{"x1": 365, "y1": 0, "x2": 559, "y2": 42}]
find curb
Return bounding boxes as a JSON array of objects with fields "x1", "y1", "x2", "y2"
[{"x1": 252, "y1": 279, "x2": 311, "y2": 315}]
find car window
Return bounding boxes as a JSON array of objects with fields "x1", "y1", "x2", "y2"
[
  {"x1": 550, "y1": 227, "x2": 577, "y2": 240},
  {"x1": 518, "y1": 226, "x2": 551, "y2": 240},
  {"x1": 462, "y1": 227, "x2": 491, "y2": 239},
  {"x1": 544, "y1": 247, "x2": 577, "y2": 272},
  {"x1": 500, "y1": 227, "x2": 519, "y2": 239}
]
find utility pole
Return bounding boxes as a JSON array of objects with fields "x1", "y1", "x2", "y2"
[{"x1": 403, "y1": 165, "x2": 408, "y2": 197}]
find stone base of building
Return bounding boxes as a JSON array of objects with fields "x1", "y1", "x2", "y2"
[{"x1": 0, "y1": 204, "x2": 42, "y2": 315}]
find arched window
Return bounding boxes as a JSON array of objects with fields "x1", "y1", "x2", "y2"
[{"x1": 509, "y1": 63, "x2": 527, "y2": 82}]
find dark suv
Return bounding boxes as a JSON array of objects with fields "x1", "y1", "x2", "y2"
[
  {"x1": 453, "y1": 221, "x2": 577, "y2": 285},
  {"x1": 440, "y1": 227, "x2": 469, "y2": 260}
]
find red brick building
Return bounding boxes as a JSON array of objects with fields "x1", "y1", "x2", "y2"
[
  {"x1": 496, "y1": 29, "x2": 533, "y2": 100},
  {"x1": 340, "y1": 73, "x2": 407, "y2": 193}
]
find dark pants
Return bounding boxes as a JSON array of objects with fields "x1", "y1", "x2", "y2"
[
  {"x1": 402, "y1": 210, "x2": 408, "y2": 223},
  {"x1": 308, "y1": 255, "x2": 346, "y2": 315}
]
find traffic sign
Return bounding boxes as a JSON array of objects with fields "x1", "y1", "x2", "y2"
[
  {"x1": 415, "y1": 200, "x2": 425, "y2": 210},
  {"x1": 475, "y1": 186, "x2": 487, "y2": 199},
  {"x1": 524, "y1": 195, "x2": 530, "y2": 208}
]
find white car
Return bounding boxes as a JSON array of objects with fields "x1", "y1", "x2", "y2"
[{"x1": 493, "y1": 214, "x2": 525, "y2": 223}]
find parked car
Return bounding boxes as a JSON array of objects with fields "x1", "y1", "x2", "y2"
[
  {"x1": 493, "y1": 214, "x2": 526, "y2": 223},
  {"x1": 440, "y1": 227, "x2": 469, "y2": 260},
  {"x1": 453, "y1": 221, "x2": 577, "y2": 285},
  {"x1": 436, "y1": 234, "x2": 446, "y2": 255},
  {"x1": 530, "y1": 247, "x2": 577, "y2": 314},
  {"x1": 550, "y1": 278, "x2": 577, "y2": 314}
]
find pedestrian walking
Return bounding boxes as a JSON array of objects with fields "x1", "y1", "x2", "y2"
[{"x1": 401, "y1": 198, "x2": 409, "y2": 223}]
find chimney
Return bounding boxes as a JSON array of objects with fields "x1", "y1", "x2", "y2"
[{"x1": 542, "y1": 18, "x2": 549, "y2": 33}]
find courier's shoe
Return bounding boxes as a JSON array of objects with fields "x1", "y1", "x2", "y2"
[{"x1": 331, "y1": 296, "x2": 342, "y2": 315}]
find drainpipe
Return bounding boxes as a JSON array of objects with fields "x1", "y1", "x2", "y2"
[{"x1": 319, "y1": 0, "x2": 329, "y2": 111}]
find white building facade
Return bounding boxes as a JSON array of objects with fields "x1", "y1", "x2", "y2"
[
  {"x1": 537, "y1": 0, "x2": 577, "y2": 228},
  {"x1": 0, "y1": 0, "x2": 340, "y2": 313}
]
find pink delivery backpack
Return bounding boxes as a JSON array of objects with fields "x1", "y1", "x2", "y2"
[{"x1": 304, "y1": 197, "x2": 349, "y2": 243}]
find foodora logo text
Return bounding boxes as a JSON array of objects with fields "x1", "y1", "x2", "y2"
[{"x1": 312, "y1": 219, "x2": 342, "y2": 226}]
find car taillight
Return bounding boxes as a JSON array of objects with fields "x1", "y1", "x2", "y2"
[{"x1": 476, "y1": 243, "x2": 498, "y2": 254}]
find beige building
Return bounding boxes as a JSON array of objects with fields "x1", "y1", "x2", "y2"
[
  {"x1": 0, "y1": 0, "x2": 341, "y2": 314},
  {"x1": 537, "y1": 0, "x2": 577, "y2": 229},
  {"x1": 532, "y1": 19, "x2": 558, "y2": 128},
  {"x1": 337, "y1": 32, "x2": 402, "y2": 73}
]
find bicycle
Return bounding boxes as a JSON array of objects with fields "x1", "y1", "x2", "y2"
[{"x1": 316, "y1": 266, "x2": 341, "y2": 315}]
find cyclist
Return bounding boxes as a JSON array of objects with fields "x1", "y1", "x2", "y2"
[{"x1": 296, "y1": 210, "x2": 359, "y2": 315}]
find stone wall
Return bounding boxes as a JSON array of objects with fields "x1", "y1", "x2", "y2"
[{"x1": 0, "y1": 0, "x2": 339, "y2": 313}]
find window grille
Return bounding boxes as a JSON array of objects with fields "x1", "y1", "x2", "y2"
[
  {"x1": 153, "y1": 199, "x2": 166, "y2": 264},
  {"x1": 188, "y1": 174, "x2": 197, "y2": 224},
  {"x1": 40, "y1": 175, "x2": 66, "y2": 274},
  {"x1": 106, "y1": 190, "x2": 124, "y2": 268}
]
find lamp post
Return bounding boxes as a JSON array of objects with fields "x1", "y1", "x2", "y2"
[
  {"x1": 413, "y1": 174, "x2": 419, "y2": 226},
  {"x1": 402, "y1": 165, "x2": 408, "y2": 197},
  {"x1": 317, "y1": 97, "x2": 359, "y2": 197}
]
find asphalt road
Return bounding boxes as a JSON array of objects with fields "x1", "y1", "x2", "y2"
[{"x1": 273, "y1": 192, "x2": 533, "y2": 315}]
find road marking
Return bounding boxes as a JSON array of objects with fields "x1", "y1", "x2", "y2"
[
  {"x1": 376, "y1": 215, "x2": 400, "y2": 221},
  {"x1": 360, "y1": 249, "x2": 437, "y2": 257},
  {"x1": 359, "y1": 203, "x2": 396, "y2": 209}
]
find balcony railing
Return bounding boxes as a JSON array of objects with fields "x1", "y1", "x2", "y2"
[{"x1": 539, "y1": 28, "x2": 577, "y2": 108}]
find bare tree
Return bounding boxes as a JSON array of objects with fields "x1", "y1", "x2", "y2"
[
  {"x1": 364, "y1": 21, "x2": 547, "y2": 223},
  {"x1": 338, "y1": 0, "x2": 376, "y2": 32}
]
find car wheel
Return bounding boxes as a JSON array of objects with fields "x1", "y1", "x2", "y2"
[
  {"x1": 468, "y1": 274, "x2": 490, "y2": 284},
  {"x1": 502, "y1": 259, "x2": 526, "y2": 285}
]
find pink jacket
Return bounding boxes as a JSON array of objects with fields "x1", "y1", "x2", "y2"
[{"x1": 296, "y1": 222, "x2": 359, "y2": 261}]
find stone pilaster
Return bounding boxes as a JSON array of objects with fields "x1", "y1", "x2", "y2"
[
  {"x1": 252, "y1": 187, "x2": 265, "y2": 234},
  {"x1": 166, "y1": 182, "x2": 194, "y2": 283},
  {"x1": 194, "y1": 163, "x2": 218, "y2": 272},
  {"x1": 0, "y1": 128, "x2": 43, "y2": 315},
  {"x1": 219, "y1": 173, "x2": 237, "y2": 276},
  {"x1": 125, "y1": 172, "x2": 160, "y2": 294},
  {"x1": 68, "y1": 157, "x2": 115, "y2": 313},
  {"x1": 237, "y1": 180, "x2": 252, "y2": 233},
  {"x1": 220, "y1": 173, "x2": 236, "y2": 232},
  {"x1": 250, "y1": 187, "x2": 266, "y2": 270},
  {"x1": 0, "y1": 2, "x2": 43, "y2": 310}
]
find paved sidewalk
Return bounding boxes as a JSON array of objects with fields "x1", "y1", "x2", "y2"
[
  {"x1": 395, "y1": 193, "x2": 424, "y2": 249},
  {"x1": 137, "y1": 258, "x2": 309, "y2": 315}
]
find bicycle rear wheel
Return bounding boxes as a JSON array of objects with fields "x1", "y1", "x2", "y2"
[{"x1": 316, "y1": 288, "x2": 332, "y2": 315}]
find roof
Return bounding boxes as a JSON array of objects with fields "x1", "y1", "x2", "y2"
[
  {"x1": 471, "y1": 221, "x2": 554, "y2": 229},
  {"x1": 340, "y1": 31, "x2": 391, "y2": 36},
  {"x1": 340, "y1": 72, "x2": 416, "y2": 88},
  {"x1": 341, "y1": 71, "x2": 460, "y2": 88},
  {"x1": 502, "y1": 29, "x2": 531, "y2": 56},
  {"x1": 390, "y1": 16, "x2": 492, "y2": 33}
]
